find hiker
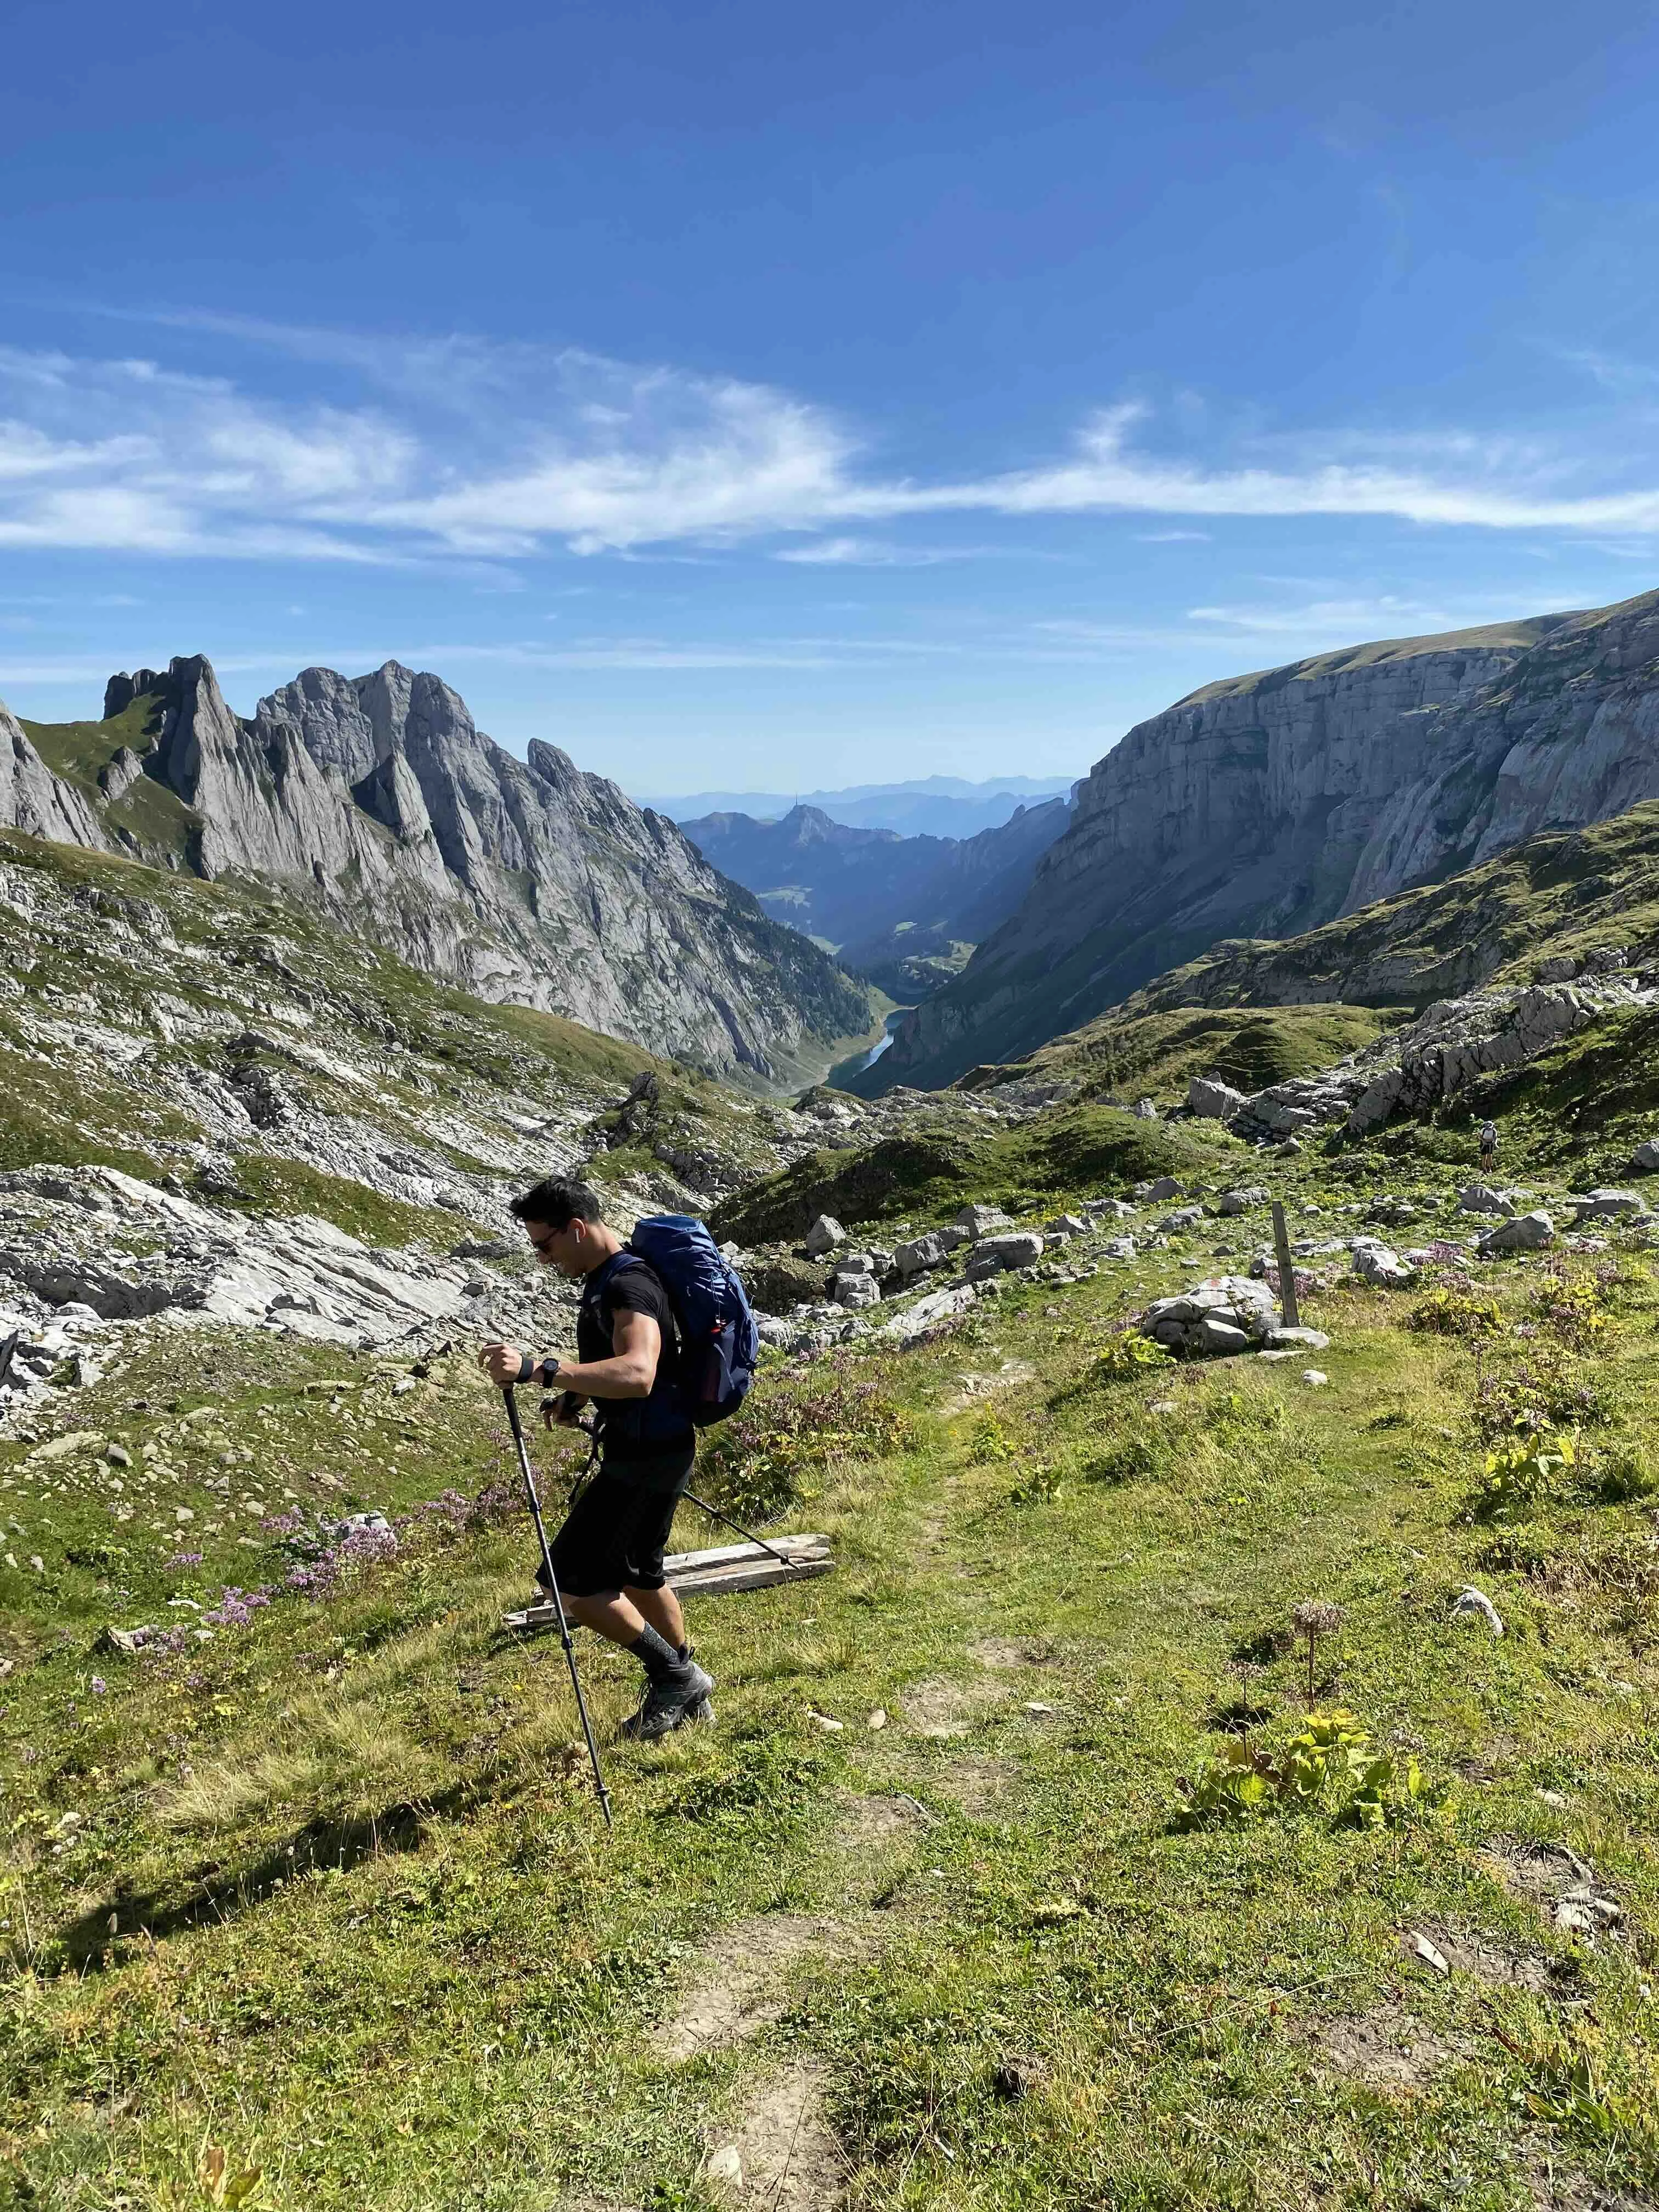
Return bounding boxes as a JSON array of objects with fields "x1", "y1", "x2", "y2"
[
  {"x1": 1479, "y1": 1118, "x2": 1498, "y2": 1173},
  {"x1": 478, "y1": 1177, "x2": 716, "y2": 1741}
]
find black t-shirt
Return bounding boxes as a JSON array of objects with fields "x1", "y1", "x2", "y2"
[{"x1": 577, "y1": 1259, "x2": 693, "y2": 1459}]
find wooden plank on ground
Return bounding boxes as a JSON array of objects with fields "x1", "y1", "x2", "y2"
[{"x1": 500, "y1": 1534, "x2": 834, "y2": 1628}]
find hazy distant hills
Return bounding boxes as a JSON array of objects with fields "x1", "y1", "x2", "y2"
[
  {"x1": 681, "y1": 796, "x2": 1071, "y2": 998},
  {"x1": 639, "y1": 773, "x2": 1076, "y2": 841}
]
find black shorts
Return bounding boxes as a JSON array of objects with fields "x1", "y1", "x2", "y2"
[{"x1": 543, "y1": 1447, "x2": 696, "y2": 1597}]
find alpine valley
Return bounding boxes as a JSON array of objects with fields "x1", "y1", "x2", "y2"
[{"x1": 12, "y1": 590, "x2": 1659, "y2": 2209}]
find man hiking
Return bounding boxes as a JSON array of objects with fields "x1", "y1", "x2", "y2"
[
  {"x1": 1479, "y1": 1118, "x2": 1498, "y2": 1174},
  {"x1": 478, "y1": 1177, "x2": 716, "y2": 1741}
]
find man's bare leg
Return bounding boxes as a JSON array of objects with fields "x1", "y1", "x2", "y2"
[
  {"x1": 629, "y1": 1583, "x2": 686, "y2": 1651},
  {"x1": 563, "y1": 1586, "x2": 686, "y2": 1650}
]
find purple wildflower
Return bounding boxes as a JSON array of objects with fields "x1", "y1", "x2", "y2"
[{"x1": 89, "y1": 1675, "x2": 107, "y2": 1695}]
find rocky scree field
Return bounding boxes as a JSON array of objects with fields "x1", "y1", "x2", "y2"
[{"x1": 4, "y1": 814, "x2": 1659, "y2": 2205}]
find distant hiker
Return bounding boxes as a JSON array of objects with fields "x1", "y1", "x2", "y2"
[
  {"x1": 1479, "y1": 1119, "x2": 1498, "y2": 1172},
  {"x1": 479, "y1": 1177, "x2": 716, "y2": 1742}
]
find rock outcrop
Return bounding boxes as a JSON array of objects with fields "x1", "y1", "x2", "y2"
[
  {"x1": 879, "y1": 588, "x2": 1659, "y2": 1088},
  {"x1": 2, "y1": 658, "x2": 870, "y2": 1085},
  {"x1": 0, "y1": 703, "x2": 108, "y2": 852}
]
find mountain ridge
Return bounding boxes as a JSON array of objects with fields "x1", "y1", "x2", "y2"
[
  {"x1": 874, "y1": 584, "x2": 1659, "y2": 1091},
  {"x1": 2, "y1": 656, "x2": 872, "y2": 1087}
]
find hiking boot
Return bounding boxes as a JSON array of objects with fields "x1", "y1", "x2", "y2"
[{"x1": 619, "y1": 1662, "x2": 716, "y2": 1741}]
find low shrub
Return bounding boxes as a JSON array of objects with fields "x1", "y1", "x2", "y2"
[
  {"x1": 1176, "y1": 1709, "x2": 1425, "y2": 1831},
  {"x1": 1409, "y1": 1284, "x2": 1504, "y2": 1337},
  {"x1": 1469, "y1": 1424, "x2": 1577, "y2": 1521},
  {"x1": 697, "y1": 1365, "x2": 914, "y2": 1521}
]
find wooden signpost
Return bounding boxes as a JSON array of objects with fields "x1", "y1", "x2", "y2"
[{"x1": 1270, "y1": 1199, "x2": 1301, "y2": 1329}]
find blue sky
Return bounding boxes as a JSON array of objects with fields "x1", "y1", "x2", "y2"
[{"x1": 3, "y1": 0, "x2": 1659, "y2": 793}]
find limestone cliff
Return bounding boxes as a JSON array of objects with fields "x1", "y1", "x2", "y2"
[
  {"x1": 3, "y1": 658, "x2": 870, "y2": 1083},
  {"x1": 0, "y1": 702, "x2": 109, "y2": 853},
  {"x1": 879, "y1": 588, "x2": 1659, "y2": 1090}
]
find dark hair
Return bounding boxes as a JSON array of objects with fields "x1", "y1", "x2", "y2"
[{"x1": 509, "y1": 1177, "x2": 603, "y2": 1233}]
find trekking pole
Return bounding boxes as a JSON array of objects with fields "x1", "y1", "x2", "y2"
[
  {"x1": 562, "y1": 1417, "x2": 793, "y2": 1566},
  {"x1": 681, "y1": 1488, "x2": 793, "y2": 1568},
  {"x1": 500, "y1": 1387, "x2": 612, "y2": 1830}
]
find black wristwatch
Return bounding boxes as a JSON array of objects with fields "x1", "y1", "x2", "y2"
[{"x1": 538, "y1": 1355, "x2": 565, "y2": 1389}]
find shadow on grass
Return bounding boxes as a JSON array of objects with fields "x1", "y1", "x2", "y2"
[{"x1": 43, "y1": 1781, "x2": 481, "y2": 1972}]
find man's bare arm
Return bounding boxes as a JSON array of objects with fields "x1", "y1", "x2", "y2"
[{"x1": 478, "y1": 1310, "x2": 661, "y2": 1398}]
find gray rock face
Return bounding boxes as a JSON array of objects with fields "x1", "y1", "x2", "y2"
[
  {"x1": 1347, "y1": 983, "x2": 1622, "y2": 1136},
  {"x1": 1352, "y1": 1242, "x2": 1413, "y2": 1286},
  {"x1": 1142, "y1": 1275, "x2": 1278, "y2": 1356},
  {"x1": 964, "y1": 1231, "x2": 1045, "y2": 1278},
  {"x1": 894, "y1": 1228, "x2": 955, "y2": 1278},
  {"x1": 1479, "y1": 1209, "x2": 1555, "y2": 1253},
  {"x1": 953, "y1": 1204, "x2": 1013, "y2": 1238},
  {"x1": 1571, "y1": 1188, "x2": 1647, "y2": 1222},
  {"x1": 2, "y1": 658, "x2": 868, "y2": 1084},
  {"x1": 1188, "y1": 1076, "x2": 1249, "y2": 1121},
  {"x1": 879, "y1": 586, "x2": 1659, "y2": 1086},
  {"x1": 1458, "y1": 1183, "x2": 1515, "y2": 1216},
  {"x1": 0, "y1": 703, "x2": 108, "y2": 851}
]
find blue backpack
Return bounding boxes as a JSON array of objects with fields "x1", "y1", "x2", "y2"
[{"x1": 589, "y1": 1214, "x2": 759, "y2": 1436}]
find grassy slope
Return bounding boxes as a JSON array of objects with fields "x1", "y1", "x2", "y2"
[
  {"x1": 960, "y1": 1002, "x2": 1400, "y2": 1109},
  {"x1": 6, "y1": 1119, "x2": 1659, "y2": 2207},
  {"x1": 707, "y1": 1103, "x2": 1221, "y2": 1246},
  {"x1": 0, "y1": 828, "x2": 780, "y2": 1238}
]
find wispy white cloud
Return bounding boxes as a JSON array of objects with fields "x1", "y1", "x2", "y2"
[
  {"x1": 6, "y1": 330, "x2": 1659, "y2": 565},
  {"x1": 1136, "y1": 528, "x2": 1213, "y2": 542},
  {"x1": 773, "y1": 535, "x2": 996, "y2": 566}
]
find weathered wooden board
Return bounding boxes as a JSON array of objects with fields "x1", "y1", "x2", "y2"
[{"x1": 501, "y1": 1534, "x2": 833, "y2": 1628}]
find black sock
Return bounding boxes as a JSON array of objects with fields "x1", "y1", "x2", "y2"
[
  {"x1": 629, "y1": 1623, "x2": 689, "y2": 1685},
  {"x1": 675, "y1": 1641, "x2": 691, "y2": 1665}
]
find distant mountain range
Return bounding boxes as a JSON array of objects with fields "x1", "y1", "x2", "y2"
[
  {"x1": 681, "y1": 797, "x2": 1071, "y2": 998},
  {"x1": 872, "y1": 586, "x2": 1659, "y2": 1092},
  {"x1": 639, "y1": 774, "x2": 1077, "y2": 841},
  {"x1": 1, "y1": 657, "x2": 872, "y2": 1085}
]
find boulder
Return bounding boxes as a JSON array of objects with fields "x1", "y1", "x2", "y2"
[
  {"x1": 1264, "y1": 1324, "x2": 1330, "y2": 1352},
  {"x1": 1043, "y1": 1214, "x2": 1088, "y2": 1237},
  {"x1": 833, "y1": 1273, "x2": 881, "y2": 1310},
  {"x1": 894, "y1": 1230, "x2": 952, "y2": 1278},
  {"x1": 953, "y1": 1203, "x2": 1013, "y2": 1238},
  {"x1": 1193, "y1": 1314, "x2": 1251, "y2": 1357},
  {"x1": 1571, "y1": 1188, "x2": 1647, "y2": 1223},
  {"x1": 1457, "y1": 1183, "x2": 1513, "y2": 1216},
  {"x1": 1479, "y1": 1209, "x2": 1555, "y2": 1254},
  {"x1": 1101, "y1": 1237, "x2": 1137, "y2": 1260},
  {"x1": 1219, "y1": 1186, "x2": 1268, "y2": 1215},
  {"x1": 1160, "y1": 1206, "x2": 1206, "y2": 1232},
  {"x1": 1631, "y1": 1138, "x2": 1659, "y2": 1173},
  {"x1": 1536, "y1": 955, "x2": 1577, "y2": 984},
  {"x1": 1136, "y1": 1177, "x2": 1183, "y2": 1203},
  {"x1": 1130, "y1": 1098, "x2": 1160, "y2": 1120},
  {"x1": 1087, "y1": 1198, "x2": 1138, "y2": 1219},
  {"x1": 1188, "y1": 1076, "x2": 1248, "y2": 1121},
  {"x1": 834, "y1": 1251, "x2": 876, "y2": 1276},
  {"x1": 1352, "y1": 1242, "x2": 1413, "y2": 1287},
  {"x1": 965, "y1": 1232, "x2": 1045, "y2": 1279},
  {"x1": 804, "y1": 1214, "x2": 847, "y2": 1259}
]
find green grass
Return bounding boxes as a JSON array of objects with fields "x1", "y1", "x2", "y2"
[
  {"x1": 975, "y1": 1002, "x2": 1400, "y2": 1108},
  {"x1": 710, "y1": 1103, "x2": 1218, "y2": 1244},
  {"x1": 5, "y1": 1156, "x2": 1659, "y2": 2207}
]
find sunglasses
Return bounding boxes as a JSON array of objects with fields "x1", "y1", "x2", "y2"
[{"x1": 528, "y1": 1223, "x2": 571, "y2": 1256}]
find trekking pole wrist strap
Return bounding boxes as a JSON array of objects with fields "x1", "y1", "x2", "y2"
[{"x1": 515, "y1": 1351, "x2": 535, "y2": 1387}]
